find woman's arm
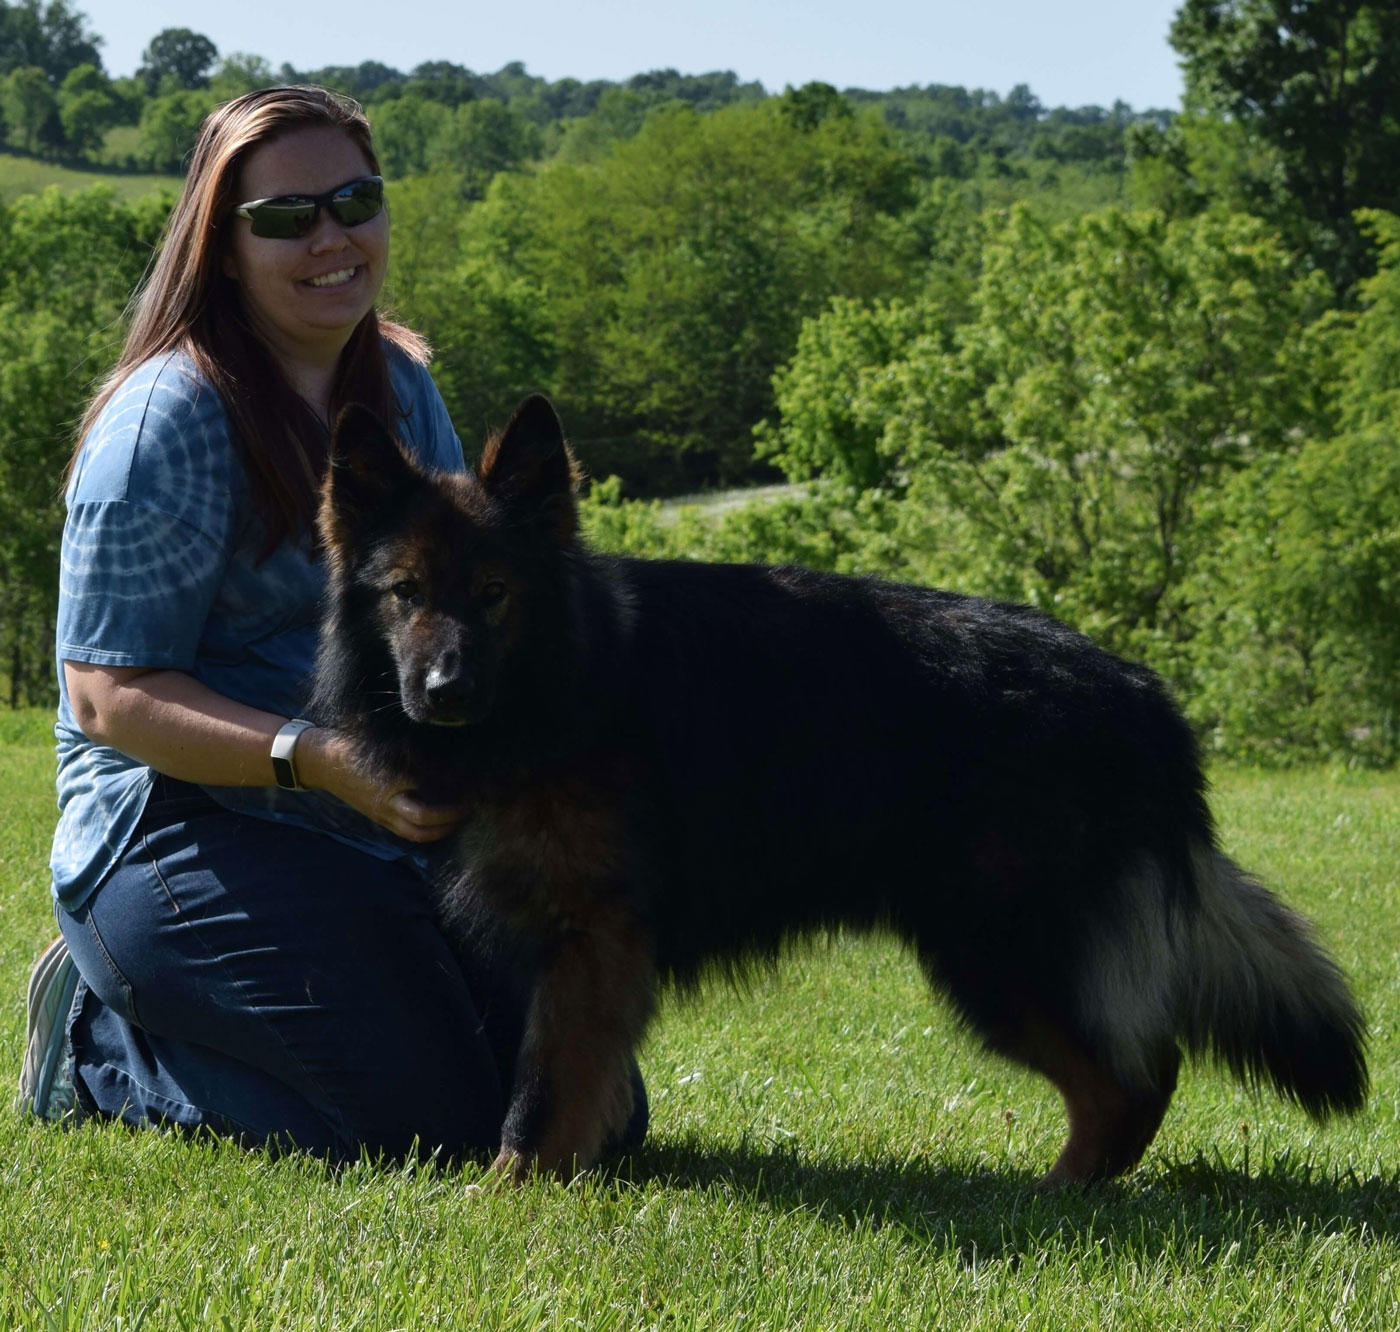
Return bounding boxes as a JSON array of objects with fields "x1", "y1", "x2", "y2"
[{"x1": 64, "y1": 660, "x2": 462, "y2": 844}]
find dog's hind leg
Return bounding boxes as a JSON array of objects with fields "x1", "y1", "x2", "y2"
[
  {"x1": 922, "y1": 949, "x2": 1180, "y2": 1184},
  {"x1": 913, "y1": 888, "x2": 1181, "y2": 1183},
  {"x1": 1014, "y1": 854, "x2": 1187, "y2": 1183},
  {"x1": 1014, "y1": 1016, "x2": 1180, "y2": 1186},
  {"x1": 493, "y1": 905, "x2": 656, "y2": 1183}
]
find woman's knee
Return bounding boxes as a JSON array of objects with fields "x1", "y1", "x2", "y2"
[{"x1": 59, "y1": 895, "x2": 144, "y2": 1028}]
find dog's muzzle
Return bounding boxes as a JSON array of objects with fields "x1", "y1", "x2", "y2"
[{"x1": 416, "y1": 657, "x2": 488, "y2": 726}]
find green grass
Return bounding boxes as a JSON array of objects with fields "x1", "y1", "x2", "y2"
[
  {"x1": 1, "y1": 713, "x2": 1396, "y2": 1328},
  {"x1": 95, "y1": 126, "x2": 143, "y2": 166},
  {"x1": 0, "y1": 149, "x2": 179, "y2": 203}
]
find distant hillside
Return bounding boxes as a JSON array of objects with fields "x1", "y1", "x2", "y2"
[{"x1": 0, "y1": 149, "x2": 178, "y2": 202}]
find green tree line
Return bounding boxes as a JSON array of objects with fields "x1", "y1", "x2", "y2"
[
  {"x1": 0, "y1": 184, "x2": 165, "y2": 705},
  {"x1": 1, "y1": 0, "x2": 1398, "y2": 769},
  {"x1": 3, "y1": 3, "x2": 1164, "y2": 177}
]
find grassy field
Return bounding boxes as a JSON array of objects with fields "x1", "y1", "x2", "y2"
[
  {"x1": 0, "y1": 149, "x2": 179, "y2": 204},
  {"x1": 0, "y1": 711, "x2": 1396, "y2": 1328}
]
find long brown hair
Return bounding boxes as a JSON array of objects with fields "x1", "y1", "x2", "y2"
[{"x1": 70, "y1": 85, "x2": 428, "y2": 553}]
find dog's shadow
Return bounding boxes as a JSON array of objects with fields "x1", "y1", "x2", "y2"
[{"x1": 614, "y1": 1137, "x2": 1400, "y2": 1261}]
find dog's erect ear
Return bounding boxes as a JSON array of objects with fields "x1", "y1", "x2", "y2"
[
  {"x1": 478, "y1": 394, "x2": 580, "y2": 544},
  {"x1": 321, "y1": 404, "x2": 419, "y2": 558}
]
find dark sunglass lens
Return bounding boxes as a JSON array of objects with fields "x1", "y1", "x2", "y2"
[
  {"x1": 248, "y1": 199, "x2": 318, "y2": 239},
  {"x1": 328, "y1": 179, "x2": 384, "y2": 227}
]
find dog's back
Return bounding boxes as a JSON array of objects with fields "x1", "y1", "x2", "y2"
[{"x1": 598, "y1": 558, "x2": 1204, "y2": 971}]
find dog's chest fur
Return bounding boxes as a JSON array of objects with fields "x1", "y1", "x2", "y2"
[{"x1": 447, "y1": 774, "x2": 636, "y2": 937}]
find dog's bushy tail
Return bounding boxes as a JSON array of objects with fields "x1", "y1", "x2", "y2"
[{"x1": 1182, "y1": 846, "x2": 1368, "y2": 1118}]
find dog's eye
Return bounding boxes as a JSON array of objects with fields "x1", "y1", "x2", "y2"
[
  {"x1": 391, "y1": 578, "x2": 422, "y2": 605},
  {"x1": 480, "y1": 580, "x2": 508, "y2": 604}
]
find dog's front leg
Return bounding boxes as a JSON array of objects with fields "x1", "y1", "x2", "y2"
[{"x1": 493, "y1": 906, "x2": 656, "y2": 1182}]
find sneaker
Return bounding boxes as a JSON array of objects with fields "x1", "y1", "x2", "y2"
[{"x1": 16, "y1": 936, "x2": 79, "y2": 1120}]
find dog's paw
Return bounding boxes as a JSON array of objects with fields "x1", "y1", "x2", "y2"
[
  {"x1": 490, "y1": 1145, "x2": 537, "y2": 1185},
  {"x1": 492, "y1": 1142, "x2": 595, "y2": 1185}
]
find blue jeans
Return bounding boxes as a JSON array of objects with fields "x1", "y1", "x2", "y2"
[{"x1": 58, "y1": 777, "x2": 647, "y2": 1163}]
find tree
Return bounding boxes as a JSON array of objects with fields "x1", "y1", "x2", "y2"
[
  {"x1": 1126, "y1": 111, "x2": 1298, "y2": 231},
  {"x1": 0, "y1": 182, "x2": 168, "y2": 335},
  {"x1": 441, "y1": 98, "x2": 541, "y2": 198},
  {"x1": 757, "y1": 296, "x2": 930, "y2": 489},
  {"x1": 209, "y1": 52, "x2": 276, "y2": 100},
  {"x1": 137, "y1": 88, "x2": 216, "y2": 171},
  {"x1": 0, "y1": 0, "x2": 102, "y2": 82},
  {"x1": 0, "y1": 186, "x2": 168, "y2": 705},
  {"x1": 1171, "y1": 0, "x2": 1400, "y2": 292},
  {"x1": 937, "y1": 208, "x2": 1333, "y2": 658},
  {"x1": 778, "y1": 81, "x2": 853, "y2": 131},
  {"x1": 1186, "y1": 210, "x2": 1400, "y2": 763},
  {"x1": 285, "y1": 59, "x2": 402, "y2": 100},
  {"x1": 138, "y1": 27, "x2": 218, "y2": 94},
  {"x1": 552, "y1": 87, "x2": 651, "y2": 163},
  {"x1": 400, "y1": 60, "x2": 478, "y2": 106},
  {"x1": 368, "y1": 94, "x2": 452, "y2": 177},
  {"x1": 767, "y1": 206, "x2": 1337, "y2": 667},
  {"x1": 3, "y1": 63, "x2": 54, "y2": 150},
  {"x1": 57, "y1": 60, "x2": 119, "y2": 155},
  {"x1": 0, "y1": 305, "x2": 87, "y2": 704},
  {"x1": 385, "y1": 170, "x2": 555, "y2": 452},
  {"x1": 451, "y1": 99, "x2": 919, "y2": 490}
]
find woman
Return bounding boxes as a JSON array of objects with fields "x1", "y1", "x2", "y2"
[{"x1": 20, "y1": 85, "x2": 645, "y2": 1163}]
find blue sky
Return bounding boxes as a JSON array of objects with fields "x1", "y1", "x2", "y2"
[{"x1": 79, "y1": 0, "x2": 1185, "y2": 111}]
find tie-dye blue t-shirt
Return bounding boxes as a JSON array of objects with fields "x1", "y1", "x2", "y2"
[{"x1": 51, "y1": 348, "x2": 465, "y2": 911}]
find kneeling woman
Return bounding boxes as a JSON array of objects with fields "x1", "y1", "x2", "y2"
[{"x1": 30, "y1": 85, "x2": 645, "y2": 1162}]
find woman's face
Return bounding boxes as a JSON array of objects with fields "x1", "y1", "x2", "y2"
[{"x1": 221, "y1": 125, "x2": 389, "y2": 366}]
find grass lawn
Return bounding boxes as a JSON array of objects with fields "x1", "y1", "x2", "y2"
[
  {"x1": 0, "y1": 150, "x2": 179, "y2": 204},
  {"x1": 1, "y1": 710, "x2": 1396, "y2": 1328}
]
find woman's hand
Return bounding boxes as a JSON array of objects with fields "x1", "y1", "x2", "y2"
[
  {"x1": 295, "y1": 727, "x2": 466, "y2": 843},
  {"x1": 63, "y1": 662, "x2": 466, "y2": 844}
]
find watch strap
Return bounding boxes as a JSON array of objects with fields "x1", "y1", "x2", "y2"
[{"x1": 270, "y1": 718, "x2": 316, "y2": 791}]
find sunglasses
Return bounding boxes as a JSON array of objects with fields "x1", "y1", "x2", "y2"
[{"x1": 231, "y1": 175, "x2": 385, "y2": 240}]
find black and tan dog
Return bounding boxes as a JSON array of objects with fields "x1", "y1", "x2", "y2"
[{"x1": 313, "y1": 395, "x2": 1367, "y2": 1185}]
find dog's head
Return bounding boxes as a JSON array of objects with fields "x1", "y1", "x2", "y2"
[{"x1": 317, "y1": 394, "x2": 581, "y2": 731}]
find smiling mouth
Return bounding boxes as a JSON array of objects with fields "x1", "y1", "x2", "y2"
[{"x1": 304, "y1": 266, "x2": 360, "y2": 289}]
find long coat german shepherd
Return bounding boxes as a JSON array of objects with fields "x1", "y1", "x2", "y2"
[{"x1": 313, "y1": 395, "x2": 1368, "y2": 1185}]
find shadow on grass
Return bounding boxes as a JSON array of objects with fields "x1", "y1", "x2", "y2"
[{"x1": 620, "y1": 1136, "x2": 1400, "y2": 1260}]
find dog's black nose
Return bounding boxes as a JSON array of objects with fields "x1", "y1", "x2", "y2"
[
  {"x1": 415, "y1": 644, "x2": 493, "y2": 726},
  {"x1": 424, "y1": 657, "x2": 473, "y2": 708}
]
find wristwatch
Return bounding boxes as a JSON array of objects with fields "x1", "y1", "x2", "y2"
[{"x1": 270, "y1": 718, "x2": 316, "y2": 791}]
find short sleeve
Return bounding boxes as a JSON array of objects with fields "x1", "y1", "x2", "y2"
[
  {"x1": 57, "y1": 501, "x2": 227, "y2": 669},
  {"x1": 390, "y1": 349, "x2": 465, "y2": 474},
  {"x1": 57, "y1": 356, "x2": 238, "y2": 670},
  {"x1": 424, "y1": 381, "x2": 466, "y2": 472}
]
